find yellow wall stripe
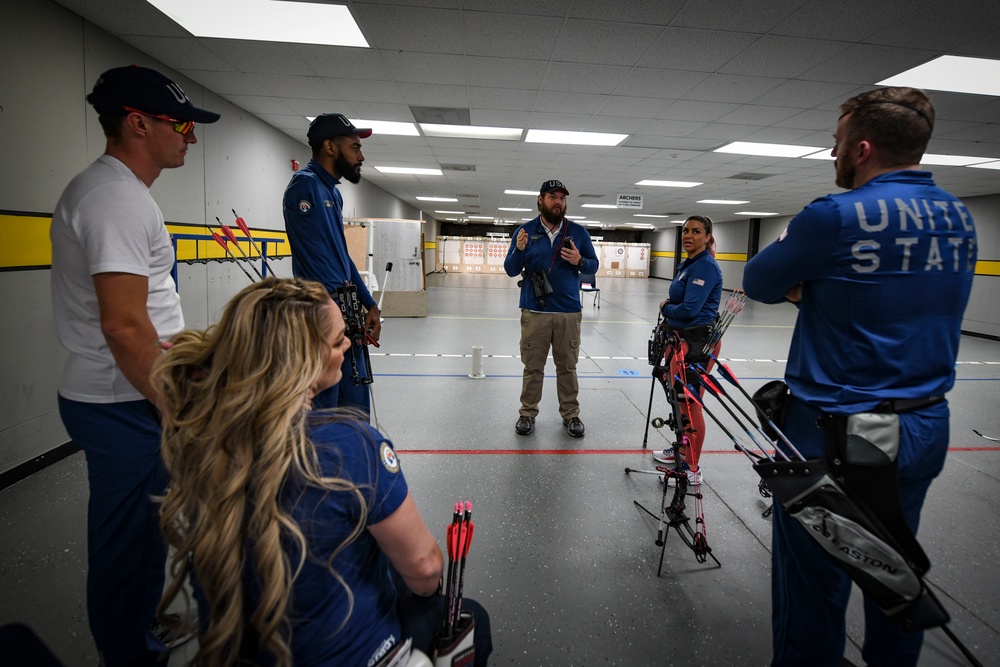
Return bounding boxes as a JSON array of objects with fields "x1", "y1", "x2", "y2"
[
  {"x1": 2, "y1": 213, "x2": 997, "y2": 277},
  {"x1": 1, "y1": 213, "x2": 53, "y2": 268},
  {"x1": 1, "y1": 214, "x2": 289, "y2": 269},
  {"x1": 651, "y1": 250, "x2": 747, "y2": 262}
]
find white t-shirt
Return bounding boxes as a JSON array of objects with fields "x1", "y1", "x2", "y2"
[{"x1": 50, "y1": 154, "x2": 184, "y2": 403}]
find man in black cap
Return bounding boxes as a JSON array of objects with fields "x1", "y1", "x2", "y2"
[
  {"x1": 283, "y1": 113, "x2": 381, "y2": 413},
  {"x1": 504, "y1": 180, "x2": 599, "y2": 437},
  {"x1": 50, "y1": 65, "x2": 219, "y2": 664}
]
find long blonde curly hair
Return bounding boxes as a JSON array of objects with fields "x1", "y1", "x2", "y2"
[{"x1": 153, "y1": 277, "x2": 366, "y2": 666}]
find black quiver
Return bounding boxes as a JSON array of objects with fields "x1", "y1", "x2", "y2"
[{"x1": 752, "y1": 409, "x2": 948, "y2": 633}]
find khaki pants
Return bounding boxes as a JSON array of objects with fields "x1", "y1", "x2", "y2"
[{"x1": 518, "y1": 309, "x2": 582, "y2": 420}]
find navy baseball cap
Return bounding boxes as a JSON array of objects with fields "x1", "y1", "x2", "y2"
[
  {"x1": 87, "y1": 65, "x2": 220, "y2": 123},
  {"x1": 540, "y1": 179, "x2": 569, "y2": 196},
  {"x1": 307, "y1": 113, "x2": 373, "y2": 146}
]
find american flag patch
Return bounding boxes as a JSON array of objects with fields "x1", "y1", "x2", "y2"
[{"x1": 693, "y1": 278, "x2": 705, "y2": 286}]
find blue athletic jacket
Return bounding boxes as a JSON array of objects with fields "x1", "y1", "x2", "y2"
[
  {"x1": 282, "y1": 159, "x2": 376, "y2": 309},
  {"x1": 743, "y1": 170, "x2": 977, "y2": 413},
  {"x1": 503, "y1": 217, "x2": 599, "y2": 312}
]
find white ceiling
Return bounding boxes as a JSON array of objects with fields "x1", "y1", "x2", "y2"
[{"x1": 54, "y1": 0, "x2": 1000, "y2": 229}]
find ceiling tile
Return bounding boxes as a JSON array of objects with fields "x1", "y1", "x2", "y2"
[
  {"x1": 542, "y1": 62, "x2": 631, "y2": 95},
  {"x1": 613, "y1": 69, "x2": 709, "y2": 99},
  {"x1": 553, "y1": 19, "x2": 664, "y2": 66},
  {"x1": 461, "y1": 13, "x2": 564, "y2": 58},
  {"x1": 638, "y1": 28, "x2": 759, "y2": 72},
  {"x1": 718, "y1": 35, "x2": 849, "y2": 79},
  {"x1": 669, "y1": 0, "x2": 801, "y2": 33},
  {"x1": 685, "y1": 74, "x2": 785, "y2": 104}
]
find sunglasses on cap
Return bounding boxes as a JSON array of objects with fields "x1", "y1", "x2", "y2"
[{"x1": 124, "y1": 106, "x2": 196, "y2": 135}]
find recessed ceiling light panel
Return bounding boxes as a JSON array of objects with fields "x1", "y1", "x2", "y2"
[
  {"x1": 374, "y1": 166, "x2": 444, "y2": 175},
  {"x1": 919, "y1": 154, "x2": 997, "y2": 166},
  {"x1": 525, "y1": 129, "x2": 628, "y2": 146},
  {"x1": 147, "y1": 0, "x2": 369, "y2": 47},
  {"x1": 715, "y1": 142, "x2": 826, "y2": 158},
  {"x1": 635, "y1": 180, "x2": 702, "y2": 187},
  {"x1": 421, "y1": 124, "x2": 523, "y2": 140},
  {"x1": 352, "y1": 119, "x2": 419, "y2": 136},
  {"x1": 878, "y1": 55, "x2": 1000, "y2": 97}
]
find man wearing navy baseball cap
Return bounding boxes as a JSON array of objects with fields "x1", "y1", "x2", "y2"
[
  {"x1": 504, "y1": 179, "x2": 599, "y2": 438},
  {"x1": 283, "y1": 113, "x2": 381, "y2": 414},
  {"x1": 50, "y1": 65, "x2": 219, "y2": 663}
]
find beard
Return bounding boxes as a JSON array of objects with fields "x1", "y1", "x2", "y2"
[
  {"x1": 538, "y1": 200, "x2": 564, "y2": 226},
  {"x1": 834, "y1": 156, "x2": 855, "y2": 190},
  {"x1": 335, "y1": 153, "x2": 362, "y2": 184}
]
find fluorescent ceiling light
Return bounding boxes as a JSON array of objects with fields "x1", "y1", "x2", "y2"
[
  {"x1": 581, "y1": 204, "x2": 619, "y2": 209},
  {"x1": 498, "y1": 207, "x2": 531, "y2": 211},
  {"x1": 967, "y1": 160, "x2": 1000, "y2": 170},
  {"x1": 421, "y1": 124, "x2": 523, "y2": 140},
  {"x1": 374, "y1": 166, "x2": 443, "y2": 175},
  {"x1": 525, "y1": 129, "x2": 628, "y2": 146},
  {"x1": 626, "y1": 223, "x2": 656, "y2": 228},
  {"x1": 634, "y1": 214, "x2": 671, "y2": 218},
  {"x1": 352, "y1": 119, "x2": 419, "y2": 136},
  {"x1": 416, "y1": 196, "x2": 457, "y2": 202},
  {"x1": 468, "y1": 215, "x2": 494, "y2": 220},
  {"x1": 504, "y1": 189, "x2": 538, "y2": 195},
  {"x1": 635, "y1": 180, "x2": 703, "y2": 187},
  {"x1": 919, "y1": 154, "x2": 996, "y2": 166},
  {"x1": 146, "y1": 0, "x2": 368, "y2": 47},
  {"x1": 435, "y1": 210, "x2": 465, "y2": 214},
  {"x1": 736, "y1": 211, "x2": 780, "y2": 216},
  {"x1": 671, "y1": 220, "x2": 686, "y2": 224},
  {"x1": 521, "y1": 218, "x2": 534, "y2": 221},
  {"x1": 802, "y1": 149, "x2": 835, "y2": 161},
  {"x1": 715, "y1": 142, "x2": 826, "y2": 158},
  {"x1": 582, "y1": 222, "x2": 603, "y2": 226},
  {"x1": 445, "y1": 218, "x2": 459, "y2": 221},
  {"x1": 697, "y1": 199, "x2": 750, "y2": 205},
  {"x1": 878, "y1": 55, "x2": 1000, "y2": 97}
]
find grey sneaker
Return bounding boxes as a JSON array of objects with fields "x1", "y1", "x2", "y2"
[
  {"x1": 563, "y1": 416, "x2": 585, "y2": 438},
  {"x1": 515, "y1": 416, "x2": 535, "y2": 435}
]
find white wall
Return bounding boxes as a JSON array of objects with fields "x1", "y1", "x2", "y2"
[{"x1": 0, "y1": 0, "x2": 422, "y2": 474}]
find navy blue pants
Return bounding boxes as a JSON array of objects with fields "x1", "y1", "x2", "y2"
[
  {"x1": 771, "y1": 397, "x2": 950, "y2": 667},
  {"x1": 313, "y1": 348, "x2": 371, "y2": 414},
  {"x1": 58, "y1": 396, "x2": 169, "y2": 666}
]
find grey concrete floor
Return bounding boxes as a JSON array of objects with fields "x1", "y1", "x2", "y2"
[{"x1": 1, "y1": 272, "x2": 998, "y2": 666}]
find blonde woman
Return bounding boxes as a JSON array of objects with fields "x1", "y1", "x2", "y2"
[{"x1": 154, "y1": 278, "x2": 491, "y2": 666}]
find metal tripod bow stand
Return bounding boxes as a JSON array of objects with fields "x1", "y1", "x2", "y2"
[{"x1": 626, "y1": 320, "x2": 720, "y2": 574}]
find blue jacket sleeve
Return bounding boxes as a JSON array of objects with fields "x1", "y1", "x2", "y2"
[
  {"x1": 574, "y1": 227, "x2": 599, "y2": 275},
  {"x1": 743, "y1": 198, "x2": 840, "y2": 304},
  {"x1": 504, "y1": 225, "x2": 527, "y2": 277}
]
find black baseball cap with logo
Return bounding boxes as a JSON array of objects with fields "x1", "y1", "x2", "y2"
[
  {"x1": 87, "y1": 65, "x2": 220, "y2": 123},
  {"x1": 307, "y1": 113, "x2": 373, "y2": 146},
  {"x1": 539, "y1": 179, "x2": 569, "y2": 196}
]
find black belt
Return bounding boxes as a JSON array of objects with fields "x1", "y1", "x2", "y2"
[{"x1": 874, "y1": 395, "x2": 945, "y2": 414}]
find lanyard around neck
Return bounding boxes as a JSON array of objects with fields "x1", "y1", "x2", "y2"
[{"x1": 545, "y1": 220, "x2": 569, "y2": 273}]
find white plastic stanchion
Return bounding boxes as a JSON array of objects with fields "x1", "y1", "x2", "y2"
[{"x1": 469, "y1": 345, "x2": 485, "y2": 379}]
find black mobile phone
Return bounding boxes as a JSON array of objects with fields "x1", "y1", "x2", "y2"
[{"x1": 563, "y1": 239, "x2": 573, "y2": 248}]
